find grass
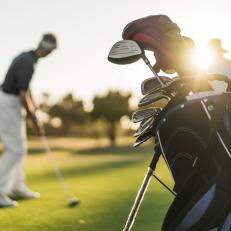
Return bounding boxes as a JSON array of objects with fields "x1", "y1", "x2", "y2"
[{"x1": 0, "y1": 137, "x2": 174, "y2": 231}]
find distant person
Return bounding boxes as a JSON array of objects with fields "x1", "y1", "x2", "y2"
[
  {"x1": 208, "y1": 38, "x2": 231, "y2": 77},
  {"x1": 0, "y1": 33, "x2": 57, "y2": 208},
  {"x1": 207, "y1": 38, "x2": 231, "y2": 92}
]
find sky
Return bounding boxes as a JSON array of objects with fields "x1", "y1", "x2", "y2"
[{"x1": 0, "y1": 0, "x2": 231, "y2": 104}]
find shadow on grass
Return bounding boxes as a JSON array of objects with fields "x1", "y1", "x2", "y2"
[
  {"x1": 74, "y1": 144, "x2": 154, "y2": 155},
  {"x1": 27, "y1": 144, "x2": 154, "y2": 156},
  {"x1": 28, "y1": 157, "x2": 147, "y2": 182}
]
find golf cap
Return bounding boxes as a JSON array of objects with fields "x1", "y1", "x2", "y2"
[
  {"x1": 39, "y1": 33, "x2": 57, "y2": 51},
  {"x1": 208, "y1": 38, "x2": 227, "y2": 53}
]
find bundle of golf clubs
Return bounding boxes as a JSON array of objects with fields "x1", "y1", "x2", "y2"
[{"x1": 108, "y1": 39, "x2": 177, "y2": 230}]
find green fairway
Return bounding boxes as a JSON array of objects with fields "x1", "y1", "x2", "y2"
[{"x1": 0, "y1": 138, "x2": 174, "y2": 231}]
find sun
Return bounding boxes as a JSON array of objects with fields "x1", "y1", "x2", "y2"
[{"x1": 193, "y1": 46, "x2": 212, "y2": 71}]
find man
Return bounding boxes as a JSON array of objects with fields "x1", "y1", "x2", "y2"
[
  {"x1": 0, "y1": 33, "x2": 57, "y2": 207},
  {"x1": 207, "y1": 38, "x2": 231, "y2": 92},
  {"x1": 208, "y1": 38, "x2": 231, "y2": 76}
]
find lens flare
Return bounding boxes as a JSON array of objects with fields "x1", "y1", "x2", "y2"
[{"x1": 193, "y1": 47, "x2": 212, "y2": 71}]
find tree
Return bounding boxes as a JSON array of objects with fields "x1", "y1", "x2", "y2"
[
  {"x1": 91, "y1": 90, "x2": 131, "y2": 146},
  {"x1": 47, "y1": 93, "x2": 87, "y2": 134}
]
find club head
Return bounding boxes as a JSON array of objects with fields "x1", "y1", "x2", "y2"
[
  {"x1": 134, "y1": 117, "x2": 154, "y2": 137},
  {"x1": 141, "y1": 76, "x2": 172, "y2": 95},
  {"x1": 108, "y1": 40, "x2": 143, "y2": 64},
  {"x1": 67, "y1": 197, "x2": 80, "y2": 208},
  {"x1": 138, "y1": 91, "x2": 170, "y2": 107},
  {"x1": 133, "y1": 130, "x2": 153, "y2": 148},
  {"x1": 132, "y1": 107, "x2": 161, "y2": 123}
]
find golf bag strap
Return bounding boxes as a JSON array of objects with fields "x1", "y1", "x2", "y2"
[{"x1": 197, "y1": 93, "x2": 227, "y2": 174}]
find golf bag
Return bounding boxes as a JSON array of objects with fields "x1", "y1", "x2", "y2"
[
  {"x1": 130, "y1": 71, "x2": 231, "y2": 231},
  {"x1": 152, "y1": 79, "x2": 231, "y2": 230},
  {"x1": 108, "y1": 15, "x2": 231, "y2": 230}
]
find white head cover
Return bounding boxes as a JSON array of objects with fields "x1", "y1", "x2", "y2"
[{"x1": 39, "y1": 39, "x2": 57, "y2": 51}]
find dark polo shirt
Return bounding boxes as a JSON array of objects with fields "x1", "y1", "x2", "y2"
[{"x1": 2, "y1": 51, "x2": 38, "y2": 95}]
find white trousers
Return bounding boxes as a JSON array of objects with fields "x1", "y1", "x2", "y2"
[{"x1": 0, "y1": 90, "x2": 27, "y2": 194}]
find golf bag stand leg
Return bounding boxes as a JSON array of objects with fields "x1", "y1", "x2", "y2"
[{"x1": 123, "y1": 144, "x2": 161, "y2": 231}]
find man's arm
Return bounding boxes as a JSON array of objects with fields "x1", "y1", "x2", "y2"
[
  {"x1": 19, "y1": 90, "x2": 44, "y2": 136},
  {"x1": 28, "y1": 88, "x2": 37, "y2": 110}
]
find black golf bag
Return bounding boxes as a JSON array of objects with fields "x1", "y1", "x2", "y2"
[
  {"x1": 153, "y1": 79, "x2": 231, "y2": 230},
  {"x1": 125, "y1": 16, "x2": 231, "y2": 230}
]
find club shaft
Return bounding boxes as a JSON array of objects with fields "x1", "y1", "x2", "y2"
[
  {"x1": 141, "y1": 55, "x2": 164, "y2": 87},
  {"x1": 40, "y1": 136, "x2": 70, "y2": 199},
  {"x1": 123, "y1": 167, "x2": 154, "y2": 231},
  {"x1": 123, "y1": 146, "x2": 161, "y2": 231}
]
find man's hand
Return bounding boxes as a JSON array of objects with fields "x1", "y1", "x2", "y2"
[
  {"x1": 19, "y1": 90, "x2": 45, "y2": 136},
  {"x1": 31, "y1": 113, "x2": 45, "y2": 136}
]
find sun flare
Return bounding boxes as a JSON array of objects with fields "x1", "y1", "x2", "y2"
[{"x1": 193, "y1": 47, "x2": 212, "y2": 71}]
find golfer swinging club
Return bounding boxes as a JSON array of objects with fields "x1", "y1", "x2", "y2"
[{"x1": 0, "y1": 33, "x2": 57, "y2": 208}]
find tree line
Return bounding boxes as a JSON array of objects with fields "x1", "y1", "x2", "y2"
[{"x1": 28, "y1": 90, "x2": 133, "y2": 146}]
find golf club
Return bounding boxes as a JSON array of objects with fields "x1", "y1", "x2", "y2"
[
  {"x1": 123, "y1": 146, "x2": 161, "y2": 231},
  {"x1": 108, "y1": 40, "x2": 142, "y2": 64},
  {"x1": 138, "y1": 91, "x2": 170, "y2": 107},
  {"x1": 134, "y1": 117, "x2": 154, "y2": 137},
  {"x1": 141, "y1": 76, "x2": 172, "y2": 95},
  {"x1": 108, "y1": 40, "x2": 165, "y2": 87},
  {"x1": 40, "y1": 136, "x2": 80, "y2": 207},
  {"x1": 132, "y1": 107, "x2": 161, "y2": 123}
]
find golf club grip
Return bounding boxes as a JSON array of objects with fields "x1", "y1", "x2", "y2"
[{"x1": 123, "y1": 168, "x2": 153, "y2": 231}]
